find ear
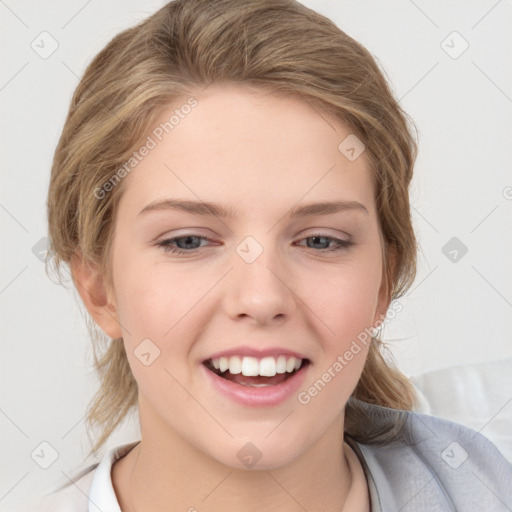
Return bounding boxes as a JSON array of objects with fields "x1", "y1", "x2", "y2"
[
  {"x1": 70, "y1": 252, "x2": 123, "y2": 339},
  {"x1": 372, "y1": 245, "x2": 396, "y2": 329}
]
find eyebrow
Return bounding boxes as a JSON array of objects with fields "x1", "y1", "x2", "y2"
[{"x1": 138, "y1": 198, "x2": 369, "y2": 218}]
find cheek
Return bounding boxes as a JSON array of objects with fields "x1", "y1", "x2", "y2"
[
  {"x1": 297, "y1": 262, "x2": 380, "y2": 415},
  {"x1": 112, "y1": 260, "x2": 195, "y2": 405},
  {"x1": 111, "y1": 252, "x2": 212, "y2": 388},
  {"x1": 306, "y1": 258, "x2": 382, "y2": 344},
  {"x1": 112, "y1": 249, "x2": 192, "y2": 337}
]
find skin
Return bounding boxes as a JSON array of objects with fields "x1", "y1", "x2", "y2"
[{"x1": 73, "y1": 83, "x2": 392, "y2": 511}]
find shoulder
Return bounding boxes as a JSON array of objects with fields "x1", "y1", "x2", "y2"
[
  {"x1": 20, "y1": 441, "x2": 140, "y2": 512},
  {"x1": 348, "y1": 399, "x2": 512, "y2": 511},
  {"x1": 14, "y1": 466, "x2": 97, "y2": 512}
]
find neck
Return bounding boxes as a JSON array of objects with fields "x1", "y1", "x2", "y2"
[{"x1": 112, "y1": 410, "x2": 355, "y2": 512}]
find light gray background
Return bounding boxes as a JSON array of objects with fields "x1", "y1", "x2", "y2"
[{"x1": 1, "y1": 0, "x2": 511, "y2": 509}]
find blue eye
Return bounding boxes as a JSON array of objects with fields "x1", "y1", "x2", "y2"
[
  {"x1": 297, "y1": 235, "x2": 354, "y2": 252},
  {"x1": 157, "y1": 235, "x2": 209, "y2": 254},
  {"x1": 156, "y1": 234, "x2": 354, "y2": 255}
]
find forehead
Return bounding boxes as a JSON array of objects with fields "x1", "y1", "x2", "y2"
[{"x1": 119, "y1": 83, "x2": 375, "y2": 218}]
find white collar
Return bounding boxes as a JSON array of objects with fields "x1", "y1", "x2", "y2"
[{"x1": 88, "y1": 441, "x2": 140, "y2": 512}]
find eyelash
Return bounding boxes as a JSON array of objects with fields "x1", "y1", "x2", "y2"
[{"x1": 156, "y1": 234, "x2": 354, "y2": 255}]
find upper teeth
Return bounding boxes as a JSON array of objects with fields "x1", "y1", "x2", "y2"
[{"x1": 211, "y1": 356, "x2": 303, "y2": 377}]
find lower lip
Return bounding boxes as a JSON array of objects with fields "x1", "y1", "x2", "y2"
[{"x1": 201, "y1": 363, "x2": 309, "y2": 407}]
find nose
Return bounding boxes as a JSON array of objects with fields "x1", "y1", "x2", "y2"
[{"x1": 222, "y1": 238, "x2": 297, "y2": 326}]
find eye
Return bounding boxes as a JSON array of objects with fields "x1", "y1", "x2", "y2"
[
  {"x1": 156, "y1": 235, "x2": 210, "y2": 255},
  {"x1": 296, "y1": 234, "x2": 354, "y2": 252},
  {"x1": 156, "y1": 233, "x2": 354, "y2": 256}
]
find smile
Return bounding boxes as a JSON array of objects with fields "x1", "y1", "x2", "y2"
[
  {"x1": 210, "y1": 355, "x2": 304, "y2": 378},
  {"x1": 202, "y1": 355, "x2": 311, "y2": 406}
]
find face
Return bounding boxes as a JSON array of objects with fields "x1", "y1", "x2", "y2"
[{"x1": 103, "y1": 83, "x2": 388, "y2": 469}]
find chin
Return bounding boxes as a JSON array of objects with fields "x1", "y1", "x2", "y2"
[{"x1": 203, "y1": 437, "x2": 309, "y2": 472}]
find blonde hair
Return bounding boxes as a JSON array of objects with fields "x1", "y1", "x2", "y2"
[{"x1": 46, "y1": 0, "x2": 418, "y2": 457}]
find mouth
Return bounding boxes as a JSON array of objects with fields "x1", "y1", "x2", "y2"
[
  {"x1": 201, "y1": 353, "x2": 312, "y2": 407},
  {"x1": 203, "y1": 355, "x2": 310, "y2": 387}
]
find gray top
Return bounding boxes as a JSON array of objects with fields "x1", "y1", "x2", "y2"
[
  {"x1": 346, "y1": 399, "x2": 512, "y2": 511},
  {"x1": 30, "y1": 400, "x2": 512, "y2": 511}
]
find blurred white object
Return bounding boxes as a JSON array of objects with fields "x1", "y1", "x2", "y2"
[{"x1": 411, "y1": 357, "x2": 512, "y2": 462}]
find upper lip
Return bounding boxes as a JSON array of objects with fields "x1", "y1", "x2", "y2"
[{"x1": 203, "y1": 345, "x2": 309, "y2": 362}]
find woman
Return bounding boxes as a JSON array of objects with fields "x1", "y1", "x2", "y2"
[{"x1": 36, "y1": 0, "x2": 512, "y2": 510}]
